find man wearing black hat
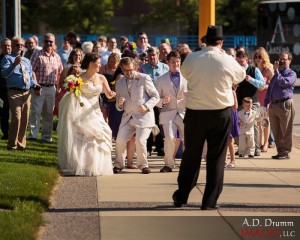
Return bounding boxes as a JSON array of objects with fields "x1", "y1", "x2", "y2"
[{"x1": 172, "y1": 25, "x2": 246, "y2": 210}]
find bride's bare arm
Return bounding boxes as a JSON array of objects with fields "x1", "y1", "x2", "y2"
[{"x1": 99, "y1": 74, "x2": 116, "y2": 99}]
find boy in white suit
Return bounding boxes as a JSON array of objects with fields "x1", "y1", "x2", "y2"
[
  {"x1": 155, "y1": 51, "x2": 188, "y2": 172},
  {"x1": 238, "y1": 97, "x2": 258, "y2": 158},
  {"x1": 114, "y1": 57, "x2": 160, "y2": 174}
]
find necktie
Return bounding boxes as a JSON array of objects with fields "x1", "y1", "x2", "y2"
[
  {"x1": 127, "y1": 78, "x2": 132, "y2": 96},
  {"x1": 20, "y1": 62, "x2": 29, "y2": 85}
]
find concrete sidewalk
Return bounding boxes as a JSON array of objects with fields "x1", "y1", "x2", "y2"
[{"x1": 40, "y1": 131, "x2": 300, "y2": 240}]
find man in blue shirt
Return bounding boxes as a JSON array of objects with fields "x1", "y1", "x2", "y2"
[
  {"x1": 264, "y1": 51, "x2": 296, "y2": 159},
  {"x1": 142, "y1": 47, "x2": 169, "y2": 84},
  {"x1": 1, "y1": 37, "x2": 41, "y2": 151},
  {"x1": 57, "y1": 36, "x2": 72, "y2": 68},
  {"x1": 142, "y1": 47, "x2": 169, "y2": 156}
]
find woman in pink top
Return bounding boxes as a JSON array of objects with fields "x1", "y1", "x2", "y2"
[{"x1": 253, "y1": 47, "x2": 274, "y2": 152}]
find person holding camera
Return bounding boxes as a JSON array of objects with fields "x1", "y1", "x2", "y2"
[
  {"x1": 1, "y1": 37, "x2": 41, "y2": 151},
  {"x1": 264, "y1": 51, "x2": 296, "y2": 159}
]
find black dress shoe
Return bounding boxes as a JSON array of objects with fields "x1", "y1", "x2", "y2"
[
  {"x1": 160, "y1": 166, "x2": 172, "y2": 173},
  {"x1": 172, "y1": 193, "x2": 183, "y2": 208},
  {"x1": 157, "y1": 151, "x2": 165, "y2": 156},
  {"x1": 201, "y1": 205, "x2": 220, "y2": 210},
  {"x1": 27, "y1": 137, "x2": 37, "y2": 141},
  {"x1": 141, "y1": 167, "x2": 151, "y2": 174},
  {"x1": 7, "y1": 147, "x2": 16, "y2": 151},
  {"x1": 272, "y1": 154, "x2": 290, "y2": 159},
  {"x1": 113, "y1": 167, "x2": 122, "y2": 174}
]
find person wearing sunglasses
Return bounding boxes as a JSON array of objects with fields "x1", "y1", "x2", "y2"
[
  {"x1": 264, "y1": 51, "x2": 296, "y2": 160},
  {"x1": 27, "y1": 33, "x2": 63, "y2": 143},
  {"x1": 1, "y1": 37, "x2": 41, "y2": 151},
  {"x1": 253, "y1": 47, "x2": 274, "y2": 153}
]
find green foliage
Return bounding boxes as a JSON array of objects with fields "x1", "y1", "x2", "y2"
[
  {"x1": 0, "y1": 132, "x2": 59, "y2": 240},
  {"x1": 18, "y1": 0, "x2": 262, "y2": 35},
  {"x1": 131, "y1": 0, "x2": 261, "y2": 35},
  {"x1": 21, "y1": 0, "x2": 123, "y2": 34},
  {"x1": 216, "y1": 0, "x2": 262, "y2": 35},
  {"x1": 20, "y1": 1, "x2": 41, "y2": 33},
  {"x1": 133, "y1": 0, "x2": 199, "y2": 34}
]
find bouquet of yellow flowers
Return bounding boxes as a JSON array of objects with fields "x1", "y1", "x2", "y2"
[{"x1": 64, "y1": 75, "x2": 85, "y2": 106}]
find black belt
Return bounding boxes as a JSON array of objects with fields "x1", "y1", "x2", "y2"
[
  {"x1": 272, "y1": 98, "x2": 290, "y2": 103},
  {"x1": 9, "y1": 87, "x2": 30, "y2": 92},
  {"x1": 40, "y1": 84, "x2": 54, "y2": 87}
]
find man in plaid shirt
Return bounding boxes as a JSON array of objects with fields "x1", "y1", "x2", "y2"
[{"x1": 27, "y1": 33, "x2": 63, "y2": 142}]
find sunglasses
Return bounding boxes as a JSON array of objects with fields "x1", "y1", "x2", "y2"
[
  {"x1": 16, "y1": 43, "x2": 24, "y2": 47},
  {"x1": 254, "y1": 55, "x2": 262, "y2": 59},
  {"x1": 44, "y1": 40, "x2": 53, "y2": 44}
]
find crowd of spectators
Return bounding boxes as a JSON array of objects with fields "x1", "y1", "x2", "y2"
[{"x1": 0, "y1": 29, "x2": 296, "y2": 164}]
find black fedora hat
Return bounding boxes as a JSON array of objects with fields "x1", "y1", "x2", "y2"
[{"x1": 206, "y1": 25, "x2": 223, "y2": 41}]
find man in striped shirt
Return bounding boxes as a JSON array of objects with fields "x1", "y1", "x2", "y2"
[{"x1": 27, "y1": 33, "x2": 63, "y2": 142}]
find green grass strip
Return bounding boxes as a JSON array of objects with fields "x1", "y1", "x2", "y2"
[{"x1": 0, "y1": 132, "x2": 59, "y2": 240}]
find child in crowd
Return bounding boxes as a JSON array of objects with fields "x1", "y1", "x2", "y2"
[
  {"x1": 225, "y1": 84, "x2": 239, "y2": 168},
  {"x1": 238, "y1": 97, "x2": 258, "y2": 158}
]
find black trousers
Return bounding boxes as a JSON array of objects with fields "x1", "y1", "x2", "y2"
[
  {"x1": 175, "y1": 107, "x2": 231, "y2": 207},
  {"x1": 0, "y1": 88, "x2": 9, "y2": 138}
]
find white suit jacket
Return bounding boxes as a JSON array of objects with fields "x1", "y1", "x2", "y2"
[
  {"x1": 238, "y1": 109, "x2": 257, "y2": 135},
  {"x1": 116, "y1": 72, "x2": 160, "y2": 128},
  {"x1": 155, "y1": 72, "x2": 188, "y2": 125}
]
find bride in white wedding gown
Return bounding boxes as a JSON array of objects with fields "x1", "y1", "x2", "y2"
[{"x1": 58, "y1": 53, "x2": 116, "y2": 176}]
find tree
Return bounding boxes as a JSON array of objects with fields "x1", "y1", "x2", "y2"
[
  {"x1": 21, "y1": 0, "x2": 43, "y2": 33},
  {"x1": 17, "y1": 0, "x2": 260, "y2": 35},
  {"x1": 131, "y1": 0, "x2": 261, "y2": 35},
  {"x1": 21, "y1": 0, "x2": 123, "y2": 34},
  {"x1": 216, "y1": 0, "x2": 261, "y2": 35},
  {"x1": 132, "y1": 0, "x2": 199, "y2": 35}
]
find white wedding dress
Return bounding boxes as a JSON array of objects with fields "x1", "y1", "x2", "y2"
[{"x1": 57, "y1": 82, "x2": 113, "y2": 176}]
